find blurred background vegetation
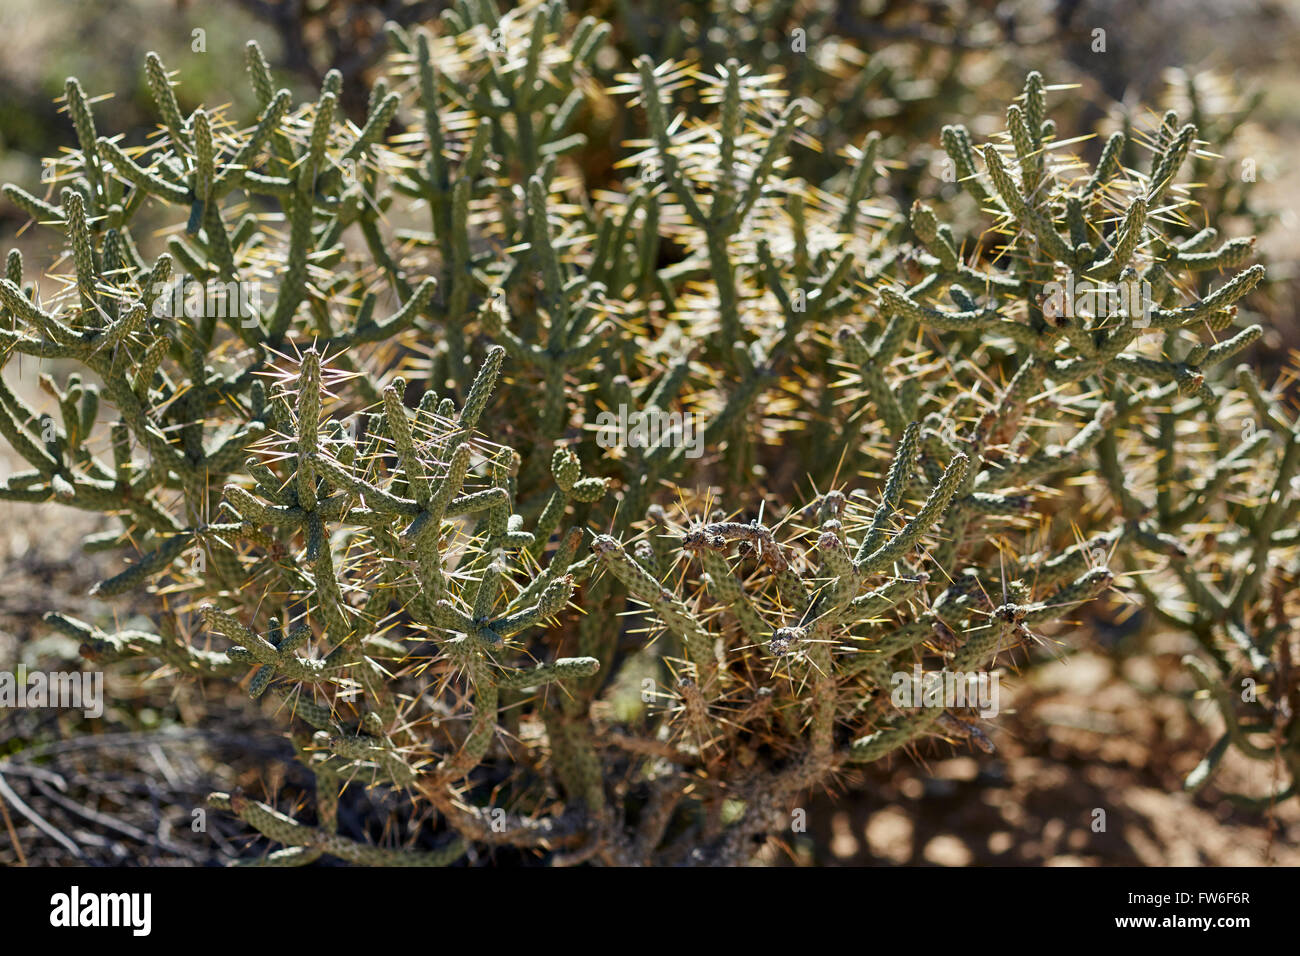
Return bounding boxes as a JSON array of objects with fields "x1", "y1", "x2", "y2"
[{"x1": 2, "y1": 0, "x2": 1298, "y2": 865}]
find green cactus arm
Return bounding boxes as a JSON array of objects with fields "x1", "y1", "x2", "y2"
[
  {"x1": 210, "y1": 791, "x2": 463, "y2": 866},
  {"x1": 592, "y1": 534, "x2": 715, "y2": 676},
  {"x1": 856, "y1": 453, "x2": 969, "y2": 575},
  {"x1": 495, "y1": 656, "x2": 600, "y2": 690}
]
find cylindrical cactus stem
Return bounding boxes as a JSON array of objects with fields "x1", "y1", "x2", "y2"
[{"x1": 857, "y1": 453, "x2": 969, "y2": 575}]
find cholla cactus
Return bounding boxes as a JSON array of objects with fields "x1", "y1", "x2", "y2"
[
  {"x1": 1122, "y1": 361, "x2": 1300, "y2": 808},
  {"x1": 1, "y1": 0, "x2": 1290, "y2": 866}
]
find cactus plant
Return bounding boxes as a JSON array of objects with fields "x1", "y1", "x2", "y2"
[{"x1": 1, "y1": 1, "x2": 1290, "y2": 865}]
